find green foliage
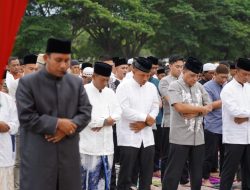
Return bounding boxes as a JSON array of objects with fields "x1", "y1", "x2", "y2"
[{"x1": 13, "y1": 0, "x2": 250, "y2": 61}]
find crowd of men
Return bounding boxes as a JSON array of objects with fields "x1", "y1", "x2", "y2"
[{"x1": 0, "y1": 37, "x2": 250, "y2": 190}]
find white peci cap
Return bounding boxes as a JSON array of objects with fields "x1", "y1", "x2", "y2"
[
  {"x1": 82, "y1": 67, "x2": 93, "y2": 77},
  {"x1": 203, "y1": 63, "x2": 216, "y2": 72}
]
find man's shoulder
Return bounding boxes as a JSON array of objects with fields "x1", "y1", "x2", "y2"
[
  {"x1": 161, "y1": 75, "x2": 171, "y2": 82},
  {"x1": 204, "y1": 80, "x2": 217, "y2": 90},
  {"x1": 168, "y1": 80, "x2": 179, "y2": 88},
  {"x1": 104, "y1": 87, "x2": 116, "y2": 96},
  {"x1": 222, "y1": 80, "x2": 234, "y2": 91},
  {"x1": 64, "y1": 73, "x2": 82, "y2": 82},
  {"x1": 145, "y1": 81, "x2": 157, "y2": 89},
  {"x1": 19, "y1": 71, "x2": 39, "y2": 84},
  {"x1": 0, "y1": 91, "x2": 13, "y2": 102},
  {"x1": 150, "y1": 77, "x2": 159, "y2": 83},
  {"x1": 117, "y1": 78, "x2": 131, "y2": 88}
]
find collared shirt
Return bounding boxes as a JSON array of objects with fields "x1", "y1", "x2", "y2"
[
  {"x1": 204, "y1": 80, "x2": 223, "y2": 134},
  {"x1": 168, "y1": 78, "x2": 211, "y2": 146},
  {"x1": 221, "y1": 79, "x2": 250, "y2": 144},
  {"x1": 0, "y1": 92, "x2": 19, "y2": 167},
  {"x1": 124, "y1": 71, "x2": 133, "y2": 80},
  {"x1": 109, "y1": 77, "x2": 122, "y2": 92},
  {"x1": 116, "y1": 78, "x2": 159, "y2": 148},
  {"x1": 159, "y1": 75, "x2": 178, "y2": 128},
  {"x1": 79, "y1": 82, "x2": 122, "y2": 155}
]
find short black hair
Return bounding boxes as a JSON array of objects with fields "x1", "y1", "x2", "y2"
[
  {"x1": 219, "y1": 60, "x2": 231, "y2": 68},
  {"x1": 215, "y1": 64, "x2": 229, "y2": 74},
  {"x1": 8, "y1": 56, "x2": 18, "y2": 65},
  {"x1": 99, "y1": 55, "x2": 113, "y2": 62},
  {"x1": 169, "y1": 54, "x2": 184, "y2": 64}
]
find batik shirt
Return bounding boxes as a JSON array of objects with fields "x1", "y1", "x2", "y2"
[{"x1": 168, "y1": 77, "x2": 211, "y2": 146}]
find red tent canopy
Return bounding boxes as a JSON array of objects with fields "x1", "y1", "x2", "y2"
[{"x1": 0, "y1": 0, "x2": 28, "y2": 79}]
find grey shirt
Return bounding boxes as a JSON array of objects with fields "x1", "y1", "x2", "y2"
[
  {"x1": 168, "y1": 77, "x2": 211, "y2": 146},
  {"x1": 159, "y1": 75, "x2": 178, "y2": 128}
]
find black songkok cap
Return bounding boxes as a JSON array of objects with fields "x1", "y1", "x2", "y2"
[
  {"x1": 236, "y1": 58, "x2": 250, "y2": 71},
  {"x1": 81, "y1": 62, "x2": 93, "y2": 70},
  {"x1": 71, "y1": 60, "x2": 79, "y2": 66},
  {"x1": 46, "y1": 38, "x2": 71, "y2": 54},
  {"x1": 114, "y1": 58, "x2": 127, "y2": 67},
  {"x1": 147, "y1": 56, "x2": 158, "y2": 65},
  {"x1": 185, "y1": 57, "x2": 203, "y2": 74},
  {"x1": 157, "y1": 67, "x2": 165, "y2": 74},
  {"x1": 23, "y1": 54, "x2": 38, "y2": 65},
  {"x1": 134, "y1": 57, "x2": 152, "y2": 73},
  {"x1": 94, "y1": 62, "x2": 112, "y2": 77}
]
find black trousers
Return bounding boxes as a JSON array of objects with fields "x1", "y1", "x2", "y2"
[
  {"x1": 160, "y1": 128, "x2": 189, "y2": 184},
  {"x1": 117, "y1": 145, "x2": 155, "y2": 190},
  {"x1": 153, "y1": 124, "x2": 162, "y2": 172},
  {"x1": 220, "y1": 144, "x2": 250, "y2": 190},
  {"x1": 203, "y1": 130, "x2": 224, "y2": 179},
  {"x1": 110, "y1": 125, "x2": 119, "y2": 190},
  {"x1": 162, "y1": 143, "x2": 204, "y2": 190},
  {"x1": 161, "y1": 127, "x2": 170, "y2": 181}
]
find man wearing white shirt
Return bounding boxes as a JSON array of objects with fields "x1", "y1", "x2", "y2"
[
  {"x1": 109, "y1": 58, "x2": 128, "y2": 92},
  {"x1": 220, "y1": 58, "x2": 250, "y2": 190},
  {"x1": 124, "y1": 58, "x2": 133, "y2": 80},
  {"x1": 6, "y1": 57, "x2": 21, "y2": 100},
  {"x1": 116, "y1": 57, "x2": 159, "y2": 190},
  {"x1": 0, "y1": 78, "x2": 19, "y2": 190},
  {"x1": 79, "y1": 62, "x2": 122, "y2": 190},
  {"x1": 14, "y1": 54, "x2": 38, "y2": 190}
]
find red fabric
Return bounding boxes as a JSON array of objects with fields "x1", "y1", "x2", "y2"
[{"x1": 0, "y1": 0, "x2": 28, "y2": 79}]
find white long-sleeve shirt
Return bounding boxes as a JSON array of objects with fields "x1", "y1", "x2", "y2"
[
  {"x1": 6, "y1": 72, "x2": 19, "y2": 100},
  {"x1": 0, "y1": 92, "x2": 19, "y2": 167},
  {"x1": 116, "y1": 78, "x2": 159, "y2": 148},
  {"x1": 79, "y1": 82, "x2": 122, "y2": 155},
  {"x1": 221, "y1": 79, "x2": 250, "y2": 144}
]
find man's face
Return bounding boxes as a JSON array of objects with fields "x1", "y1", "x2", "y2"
[
  {"x1": 104, "y1": 60, "x2": 115, "y2": 74},
  {"x1": 82, "y1": 76, "x2": 92, "y2": 85},
  {"x1": 71, "y1": 65, "x2": 80, "y2": 75},
  {"x1": 183, "y1": 69, "x2": 199, "y2": 87},
  {"x1": 133, "y1": 68, "x2": 150, "y2": 86},
  {"x1": 236, "y1": 69, "x2": 250, "y2": 84},
  {"x1": 92, "y1": 74, "x2": 109, "y2": 90},
  {"x1": 214, "y1": 73, "x2": 228, "y2": 86},
  {"x1": 204, "y1": 70, "x2": 215, "y2": 81},
  {"x1": 23, "y1": 64, "x2": 37, "y2": 75},
  {"x1": 44, "y1": 53, "x2": 71, "y2": 77},
  {"x1": 115, "y1": 65, "x2": 128, "y2": 80},
  {"x1": 127, "y1": 64, "x2": 132, "y2": 72},
  {"x1": 8, "y1": 59, "x2": 20, "y2": 75},
  {"x1": 157, "y1": 73, "x2": 166, "y2": 80},
  {"x1": 169, "y1": 60, "x2": 184, "y2": 78},
  {"x1": 230, "y1": 69, "x2": 236, "y2": 77},
  {"x1": 150, "y1": 64, "x2": 159, "y2": 77}
]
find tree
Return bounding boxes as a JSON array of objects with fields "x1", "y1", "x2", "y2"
[
  {"x1": 149, "y1": 0, "x2": 250, "y2": 61},
  {"x1": 58, "y1": 0, "x2": 160, "y2": 57},
  {"x1": 13, "y1": 1, "x2": 71, "y2": 57},
  {"x1": 13, "y1": 0, "x2": 160, "y2": 58}
]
